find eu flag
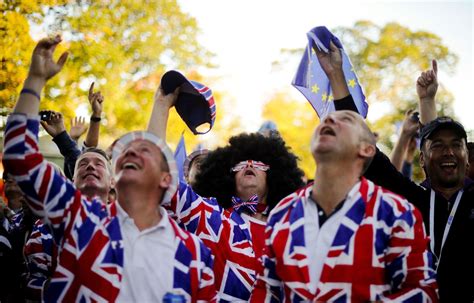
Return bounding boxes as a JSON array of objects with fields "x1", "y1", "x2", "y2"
[
  {"x1": 174, "y1": 133, "x2": 187, "y2": 183},
  {"x1": 292, "y1": 26, "x2": 368, "y2": 118}
]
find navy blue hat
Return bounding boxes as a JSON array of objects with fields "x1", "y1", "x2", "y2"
[
  {"x1": 161, "y1": 71, "x2": 216, "y2": 135},
  {"x1": 420, "y1": 116, "x2": 467, "y2": 148}
]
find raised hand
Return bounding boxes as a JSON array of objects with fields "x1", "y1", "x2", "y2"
[
  {"x1": 70, "y1": 116, "x2": 88, "y2": 142},
  {"x1": 154, "y1": 86, "x2": 180, "y2": 110},
  {"x1": 88, "y1": 82, "x2": 104, "y2": 117},
  {"x1": 416, "y1": 59, "x2": 438, "y2": 100},
  {"x1": 314, "y1": 40, "x2": 343, "y2": 78},
  {"x1": 28, "y1": 35, "x2": 68, "y2": 81},
  {"x1": 401, "y1": 109, "x2": 420, "y2": 138},
  {"x1": 40, "y1": 111, "x2": 66, "y2": 138}
]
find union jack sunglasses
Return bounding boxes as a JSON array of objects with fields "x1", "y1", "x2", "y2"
[{"x1": 231, "y1": 160, "x2": 270, "y2": 172}]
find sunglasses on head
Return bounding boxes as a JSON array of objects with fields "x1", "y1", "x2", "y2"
[{"x1": 231, "y1": 160, "x2": 270, "y2": 172}]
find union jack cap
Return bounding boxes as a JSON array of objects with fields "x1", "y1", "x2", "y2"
[
  {"x1": 111, "y1": 131, "x2": 178, "y2": 205},
  {"x1": 161, "y1": 70, "x2": 216, "y2": 135}
]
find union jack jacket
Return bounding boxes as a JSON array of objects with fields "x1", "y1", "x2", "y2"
[
  {"x1": 3, "y1": 114, "x2": 216, "y2": 302},
  {"x1": 251, "y1": 178, "x2": 438, "y2": 302},
  {"x1": 170, "y1": 181, "x2": 262, "y2": 302}
]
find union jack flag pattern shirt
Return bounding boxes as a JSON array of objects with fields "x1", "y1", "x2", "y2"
[
  {"x1": 250, "y1": 179, "x2": 439, "y2": 302},
  {"x1": 3, "y1": 114, "x2": 217, "y2": 303},
  {"x1": 170, "y1": 182, "x2": 265, "y2": 302}
]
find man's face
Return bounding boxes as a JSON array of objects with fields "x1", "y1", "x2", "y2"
[
  {"x1": 233, "y1": 160, "x2": 269, "y2": 199},
  {"x1": 74, "y1": 152, "x2": 111, "y2": 199},
  {"x1": 421, "y1": 129, "x2": 469, "y2": 189},
  {"x1": 311, "y1": 110, "x2": 368, "y2": 161},
  {"x1": 187, "y1": 155, "x2": 205, "y2": 186},
  {"x1": 114, "y1": 139, "x2": 170, "y2": 191}
]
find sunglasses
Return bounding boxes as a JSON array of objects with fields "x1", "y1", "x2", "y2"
[{"x1": 231, "y1": 160, "x2": 270, "y2": 172}]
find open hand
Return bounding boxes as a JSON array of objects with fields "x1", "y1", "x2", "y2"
[
  {"x1": 29, "y1": 35, "x2": 68, "y2": 81},
  {"x1": 70, "y1": 116, "x2": 88, "y2": 141}
]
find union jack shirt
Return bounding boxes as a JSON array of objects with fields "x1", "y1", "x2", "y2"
[
  {"x1": 3, "y1": 114, "x2": 217, "y2": 302},
  {"x1": 170, "y1": 181, "x2": 264, "y2": 301},
  {"x1": 251, "y1": 178, "x2": 439, "y2": 302},
  {"x1": 24, "y1": 219, "x2": 56, "y2": 301}
]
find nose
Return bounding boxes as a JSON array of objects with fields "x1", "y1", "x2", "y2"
[
  {"x1": 322, "y1": 114, "x2": 336, "y2": 125},
  {"x1": 442, "y1": 145, "x2": 455, "y2": 156}
]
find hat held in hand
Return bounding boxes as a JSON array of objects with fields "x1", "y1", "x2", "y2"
[{"x1": 161, "y1": 70, "x2": 216, "y2": 135}]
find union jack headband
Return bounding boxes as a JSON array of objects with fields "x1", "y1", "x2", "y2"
[
  {"x1": 111, "y1": 131, "x2": 178, "y2": 205},
  {"x1": 231, "y1": 160, "x2": 270, "y2": 172}
]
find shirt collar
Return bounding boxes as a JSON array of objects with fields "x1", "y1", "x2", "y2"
[{"x1": 116, "y1": 201, "x2": 169, "y2": 232}]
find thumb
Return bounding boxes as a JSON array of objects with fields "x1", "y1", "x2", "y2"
[{"x1": 57, "y1": 52, "x2": 69, "y2": 69}]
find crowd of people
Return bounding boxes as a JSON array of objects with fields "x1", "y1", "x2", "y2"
[{"x1": 0, "y1": 34, "x2": 473, "y2": 303}]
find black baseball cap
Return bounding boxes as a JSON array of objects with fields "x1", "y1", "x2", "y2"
[{"x1": 420, "y1": 116, "x2": 467, "y2": 148}]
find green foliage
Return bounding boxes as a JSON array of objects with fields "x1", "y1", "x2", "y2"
[
  {"x1": 1, "y1": 0, "x2": 218, "y2": 150},
  {"x1": 268, "y1": 21, "x2": 458, "y2": 181}
]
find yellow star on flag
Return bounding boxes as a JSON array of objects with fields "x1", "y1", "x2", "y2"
[
  {"x1": 328, "y1": 94, "x2": 334, "y2": 102},
  {"x1": 321, "y1": 92, "x2": 328, "y2": 102},
  {"x1": 348, "y1": 79, "x2": 357, "y2": 88},
  {"x1": 311, "y1": 84, "x2": 320, "y2": 94}
]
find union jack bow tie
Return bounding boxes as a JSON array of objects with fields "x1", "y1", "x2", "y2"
[{"x1": 231, "y1": 195, "x2": 259, "y2": 214}]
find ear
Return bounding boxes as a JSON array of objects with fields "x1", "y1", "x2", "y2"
[
  {"x1": 420, "y1": 151, "x2": 425, "y2": 169},
  {"x1": 358, "y1": 141, "x2": 376, "y2": 159},
  {"x1": 159, "y1": 172, "x2": 172, "y2": 190}
]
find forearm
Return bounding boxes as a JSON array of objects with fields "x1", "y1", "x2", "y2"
[
  {"x1": 3, "y1": 115, "x2": 80, "y2": 244},
  {"x1": 328, "y1": 71, "x2": 350, "y2": 100},
  {"x1": 390, "y1": 134, "x2": 411, "y2": 171},
  {"x1": 84, "y1": 118, "x2": 100, "y2": 147},
  {"x1": 14, "y1": 76, "x2": 45, "y2": 115},
  {"x1": 419, "y1": 97, "x2": 437, "y2": 125},
  {"x1": 147, "y1": 101, "x2": 170, "y2": 140},
  {"x1": 52, "y1": 131, "x2": 81, "y2": 180}
]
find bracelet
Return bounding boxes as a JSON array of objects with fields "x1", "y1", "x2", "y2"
[
  {"x1": 20, "y1": 88, "x2": 41, "y2": 101},
  {"x1": 90, "y1": 116, "x2": 101, "y2": 122}
]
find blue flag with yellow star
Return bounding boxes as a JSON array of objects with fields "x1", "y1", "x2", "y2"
[{"x1": 292, "y1": 26, "x2": 368, "y2": 118}]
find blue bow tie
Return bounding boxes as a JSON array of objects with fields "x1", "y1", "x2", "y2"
[{"x1": 231, "y1": 195, "x2": 259, "y2": 214}]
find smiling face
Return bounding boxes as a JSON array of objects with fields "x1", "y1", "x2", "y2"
[
  {"x1": 114, "y1": 139, "x2": 171, "y2": 197},
  {"x1": 421, "y1": 128, "x2": 469, "y2": 189},
  {"x1": 74, "y1": 151, "x2": 112, "y2": 201}
]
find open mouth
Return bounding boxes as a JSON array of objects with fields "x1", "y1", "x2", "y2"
[
  {"x1": 440, "y1": 162, "x2": 457, "y2": 172},
  {"x1": 121, "y1": 162, "x2": 139, "y2": 170},
  {"x1": 320, "y1": 126, "x2": 336, "y2": 136},
  {"x1": 244, "y1": 170, "x2": 256, "y2": 176}
]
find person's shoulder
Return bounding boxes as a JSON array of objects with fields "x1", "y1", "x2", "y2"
[{"x1": 267, "y1": 184, "x2": 312, "y2": 226}]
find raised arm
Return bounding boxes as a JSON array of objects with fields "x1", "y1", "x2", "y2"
[
  {"x1": 390, "y1": 110, "x2": 419, "y2": 171},
  {"x1": 3, "y1": 37, "x2": 84, "y2": 246},
  {"x1": 314, "y1": 41, "x2": 350, "y2": 99},
  {"x1": 84, "y1": 82, "x2": 103, "y2": 147},
  {"x1": 146, "y1": 85, "x2": 179, "y2": 140},
  {"x1": 416, "y1": 59, "x2": 438, "y2": 125},
  {"x1": 13, "y1": 36, "x2": 68, "y2": 115},
  {"x1": 69, "y1": 116, "x2": 87, "y2": 143}
]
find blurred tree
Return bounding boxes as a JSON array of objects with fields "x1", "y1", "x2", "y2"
[
  {"x1": 262, "y1": 92, "x2": 318, "y2": 178},
  {"x1": 1, "y1": 0, "x2": 232, "y2": 151},
  {"x1": 269, "y1": 21, "x2": 458, "y2": 181}
]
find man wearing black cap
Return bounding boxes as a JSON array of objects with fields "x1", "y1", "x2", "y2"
[{"x1": 363, "y1": 81, "x2": 474, "y2": 301}]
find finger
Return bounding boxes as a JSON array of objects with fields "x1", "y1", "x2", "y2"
[
  {"x1": 89, "y1": 82, "x2": 95, "y2": 99},
  {"x1": 405, "y1": 109, "x2": 414, "y2": 117},
  {"x1": 80, "y1": 117, "x2": 85, "y2": 124},
  {"x1": 56, "y1": 52, "x2": 68, "y2": 69},
  {"x1": 329, "y1": 41, "x2": 338, "y2": 52},
  {"x1": 418, "y1": 77, "x2": 426, "y2": 87},
  {"x1": 432, "y1": 59, "x2": 438, "y2": 75},
  {"x1": 34, "y1": 36, "x2": 61, "y2": 54}
]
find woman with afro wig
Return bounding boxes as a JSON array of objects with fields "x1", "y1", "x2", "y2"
[{"x1": 147, "y1": 82, "x2": 305, "y2": 302}]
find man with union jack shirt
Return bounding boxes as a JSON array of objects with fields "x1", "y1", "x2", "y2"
[
  {"x1": 148, "y1": 81, "x2": 305, "y2": 301},
  {"x1": 250, "y1": 41, "x2": 438, "y2": 302},
  {"x1": 3, "y1": 36, "x2": 217, "y2": 302}
]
